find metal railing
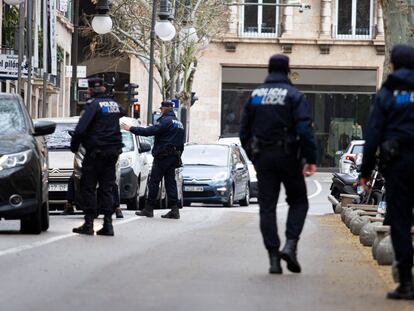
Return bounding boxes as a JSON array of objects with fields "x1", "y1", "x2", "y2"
[{"x1": 333, "y1": 25, "x2": 374, "y2": 40}]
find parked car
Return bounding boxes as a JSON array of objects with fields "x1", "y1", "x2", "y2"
[
  {"x1": 0, "y1": 93, "x2": 55, "y2": 233},
  {"x1": 217, "y1": 136, "x2": 258, "y2": 198},
  {"x1": 182, "y1": 144, "x2": 250, "y2": 207},
  {"x1": 41, "y1": 117, "x2": 79, "y2": 208},
  {"x1": 118, "y1": 117, "x2": 151, "y2": 210},
  {"x1": 337, "y1": 140, "x2": 365, "y2": 174}
]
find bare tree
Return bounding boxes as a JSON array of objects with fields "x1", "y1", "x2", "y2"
[
  {"x1": 379, "y1": 0, "x2": 414, "y2": 80},
  {"x1": 90, "y1": 0, "x2": 230, "y2": 112}
]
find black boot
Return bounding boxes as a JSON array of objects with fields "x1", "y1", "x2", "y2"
[
  {"x1": 135, "y1": 204, "x2": 154, "y2": 217},
  {"x1": 97, "y1": 214, "x2": 114, "y2": 236},
  {"x1": 280, "y1": 239, "x2": 301, "y2": 273},
  {"x1": 73, "y1": 213, "x2": 94, "y2": 235},
  {"x1": 387, "y1": 271, "x2": 414, "y2": 300},
  {"x1": 269, "y1": 254, "x2": 283, "y2": 274},
  {"x1": 115, "y1": 207, "x2": 124, "y2": 219},
  {"x1": 161, "y1": 208, "x2": 180, "y2": 219}
]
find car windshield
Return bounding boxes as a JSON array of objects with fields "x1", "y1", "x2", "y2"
[
  {"x1": 182, "y1": 145, "x2": 229, "y2": 166},
  {"x1": 45, "y1": 123, "x2": 77, "y2": 149},
  {"x1": 351, "y1": 145, "x2": 364, "y2": 154},
  {"x1": 0, "y1": 98, "x2": 25, "y2": 134},
  {"x1": 122, "y1": 130, "x2": 134, "y2": 152}
]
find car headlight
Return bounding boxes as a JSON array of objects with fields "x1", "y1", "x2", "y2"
[
  {"x1": 0, "y1": 150, "x2": 32, "y2": 171},
  {"x1": 213, "y1": 171, "x2": 228, "y2": 182},
  {"x1": 120, "y1": 156, "x2": 133, "y2": 169}
]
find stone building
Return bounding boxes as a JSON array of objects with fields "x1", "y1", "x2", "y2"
[
  {"x1": 0, "y1": 0, "x2": 73, "y2": 119},
  {"x1": 189, "y1": 0, "x2": 385, "y2": 168}
]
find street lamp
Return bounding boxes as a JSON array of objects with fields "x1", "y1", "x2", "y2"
[
  {"x1": 91, "y1": 0, "x2": 113, "y2": 35},
  {"x1": 3, "y1": 0, "x2": 24, "y2": 5},
  {"x1": 147, "y1": 0, "x2": 176, "y2": 125},
  {"x1": 181, "y1": 0, "x2": 197, "y2": 44}
]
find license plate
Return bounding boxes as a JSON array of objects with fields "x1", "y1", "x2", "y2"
[
  {"x1": 184, "y1": 186, "x2": 204, "y2": 192},
  {"x1": 48, "y1": 183, "x2": 68, "y2": 192}
]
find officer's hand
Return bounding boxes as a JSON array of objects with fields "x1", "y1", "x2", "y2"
[
  {"x1": 121, "y1": 122, "x2": 131, "y2": 131},
  {"x1": 303, "y1": 164, "x2": 317, "y2": 177},
  {"x1": 360, "y1": 177, "x2": 370, "y2": 192}
]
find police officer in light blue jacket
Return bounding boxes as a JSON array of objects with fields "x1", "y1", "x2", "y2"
[
  {"x1": 239, "y1": 54, "x2": 317, "y2": 275},
  {"x1": 122, "y1": 100, "x2": 185, "y2": 219},
  {"x1": 361, "y1": 44, "x2": 414, "y2": 300}
]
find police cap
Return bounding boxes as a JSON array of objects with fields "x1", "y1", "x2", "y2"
[
  {"x1": 160, "y1": 100, "x2": 174, "y2": 108},
  {"x1": 391, "y1": 44, "x2": 414, "y2": 70},
  {"x1": 88, "y1": 77, "x2": 104, "y2": 88},
  {"x1": 268, "y1": 54, "x2": 290, "y2": 74}
]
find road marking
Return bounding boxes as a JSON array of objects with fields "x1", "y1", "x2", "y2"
[
  {"x1": 0, "y1": 216, "x2": 141, "y2": 258},
  {"x1": 308, "y1": 180, "x2": 323, "y2": 199}
]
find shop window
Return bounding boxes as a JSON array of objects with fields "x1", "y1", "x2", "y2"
[
  {"x1": 336, "y1": 0, "x2": 373, "y2": 39},
  {"x1": 241, "y1": 0, "x2": 279, "y2": 38}
]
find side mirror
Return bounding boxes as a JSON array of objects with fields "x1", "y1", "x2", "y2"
[
  {"x1": 336, "y1": 150, "x2": 344, "y2": 156},
  {"x1": 34, "y1": 121, "x2": 56, "y2": 136},
  {"x1": 139, "y1": 141, "x2": 152, "y2": 153}
]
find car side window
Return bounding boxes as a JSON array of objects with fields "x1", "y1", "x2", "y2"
[{"x1": 232, "y1": 147, "x2": 243, "y2": 166}]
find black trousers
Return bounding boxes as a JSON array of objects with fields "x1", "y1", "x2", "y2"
[
  {"x1": 254, "y1": 151, "x2": 309, "y2": 255},
  {"x1": 384, "y1": 151, "x2": 414, "y2": 281},
  {"x1": 148, "y1": 155, "x2": 179, "y2": 208},
  {"x1": 80, "y1": 149, "x2": 119, "y2": 215}
]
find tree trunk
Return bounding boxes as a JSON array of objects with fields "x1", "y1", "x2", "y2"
[{"x1": 380, "y1": 0, "x2": 414, "y2": 81}]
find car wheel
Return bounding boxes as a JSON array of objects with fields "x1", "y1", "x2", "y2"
[
  {"x1": 224, "y1": 186, "x2": 234, "y2": 207},
  {"x1": 21, "y1": 202, "x2": 42, "y2": 234},
  {"x1": 41, "y1": 201, "x2": 50, "y2": 231},
  {"x1": 239, "y1": 184, "x2": 250, "y2": 207}
]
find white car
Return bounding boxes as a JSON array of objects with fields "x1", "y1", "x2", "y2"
[
  {"x1": 119, "y1": 117, "x2": 151, "y2": 210},
  {"x1": 217, "y1": 136, "x2": 258, "y2": 198},
  {"x1": 337, "y1": 140, "x2": 365, "y2": 174}
]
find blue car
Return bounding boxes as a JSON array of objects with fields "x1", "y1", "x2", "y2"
[{"x1": 182, "y1": 144, "x2": 250, "y2": 207}]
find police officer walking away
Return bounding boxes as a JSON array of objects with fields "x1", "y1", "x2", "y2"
[
  {"x1": 121, "y1": 101, "x2": 184, "y2": 219},
  {"x1": 360, "y1": 44, "x2": 414, "y2": 300},
  {"x1": 239, "y1": 54, "x2": 317, "y2": 274},
  {"x1": 71, "y1": 78, "x2": 125, "y2": 236}
]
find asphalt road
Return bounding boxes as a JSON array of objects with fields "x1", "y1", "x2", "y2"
[{"x1": 0, "y1": 173, "x2": 412, "y2": 311}]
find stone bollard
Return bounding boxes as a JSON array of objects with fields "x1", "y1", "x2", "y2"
[
  {"x1": 340, "y1": 194, "x2": 360, "y2": 209},
  {"x1": 359, "y1": 221, "x2": 383, "y2": 246},
  {"x1": 375, "y1": 235, "x2": 394, "y2": 265},
  {"x1": 334, "y1": 202, "x2": 343, "y2": 214},
  {"x1": 341, "y1": 207, "x2": 351, "y2": 223},
  {"x1": 372, "y1": 226, "x2": 390, "y2": 260},
  {"x1": 345, "y1": 210, "x2": 363, "y2": 228},
  {"x1": 350, "y1": 215, "x2": 371, "y2": 236}
]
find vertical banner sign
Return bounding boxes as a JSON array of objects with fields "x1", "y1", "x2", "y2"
[
  {"x1": 59, "y1": 0, "x2": 68, "y2": 12},
  {"x1": 49, "y1": 0, "x2": 57, "y2": 76},
  {"x1": 33, "y1": 0, "x2": 40, "y2": 68}
]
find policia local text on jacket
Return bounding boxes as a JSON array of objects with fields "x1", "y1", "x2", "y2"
[
  {"x1": 360, "y1": 44, "x2": 414, "y2": 300},
  {"x1": 239, "y1": 54, "x2": 317, "y2": 275},
  {"x1": 71, "y1": 79, "x2": 126, "y2": 236},
  {"x1": 123, "y1": 102, "x2": 185, "y2": 219}
]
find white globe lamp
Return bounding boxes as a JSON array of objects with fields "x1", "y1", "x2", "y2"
[
  {"x1": 155, "y1": 20, "x2": 176, "y2": 41},
  {"x1": 181, "y1": 26, "x2": 198, "y2": 43},
  {"x1": 92, "y1": 15, "x2": 113, "y2": 35},
  {"x1": 4, "y1": 0, "x2": 25, "y2": 5}
]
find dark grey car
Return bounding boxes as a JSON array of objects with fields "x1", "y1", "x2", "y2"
[{"x1": 182, "y1": 144, "x2": 250, "y2": 207}]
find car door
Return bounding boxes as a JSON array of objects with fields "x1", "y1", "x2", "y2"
[{"x1": 136, "y1": 136, "x2": 150, "y2": 197}]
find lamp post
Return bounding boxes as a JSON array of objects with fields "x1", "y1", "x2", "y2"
[{"x1": 147, "y1": 0, "x2": 176, "y2": 125}]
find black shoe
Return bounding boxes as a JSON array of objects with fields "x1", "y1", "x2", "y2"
[
  {"x1": 161, "y1": 209, "x2": 180, "y2": 219},
  {"x1": 280, "y1": 239, "x2": 301, "y2": 273},
  {"x1": 135, "y1": 207, "x2": 154, "y2": 218},
  {"x1": 97, "y1": 214, "x2": 114, "y2": 236},
  {"x1": 115, "y1": 208, "x2": 124, "y2": 219},
  {"x1": 269, "y1": 254, "x2": 283, "y2": 274},
  {"x1": 62, "y1": 203, "x2": 75, "y2": 215},
  {"x1": 387, "y1": 282, "x2": 414, "y2": 300},
  {"x1": 73, "y1": 214, "x2": 94, "y2": 235}
]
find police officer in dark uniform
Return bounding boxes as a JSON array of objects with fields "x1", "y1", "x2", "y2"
[
  {"x1": 239, "y1": 54, "x2": 317, "y2": 274},
  {"x1": 121, "y1": 100, "x2": 184, "y2": 219},
  {"x1": 71, "y1": 78, "x2": 125, "y2": 236},
  {"x1": 360, "y1": 44, "x2": 414, "y2": 300}
]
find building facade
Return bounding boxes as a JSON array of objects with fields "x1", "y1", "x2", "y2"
[
  {"x1": 0, "y1": 0, "x2": 73, "y2": 119},
  {"x1": 188, "y1": 0, "x2": 385, "y2": 168}
]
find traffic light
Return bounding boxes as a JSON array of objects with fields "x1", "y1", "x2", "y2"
[
  {"x1": 125, "y1": 83, "x2": 139, "y2": 118},
  {"x1": 133, "y1": 103, "x2": 140, "y2": 119}
]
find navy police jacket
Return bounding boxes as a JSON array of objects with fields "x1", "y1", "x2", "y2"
[
  {"x1": 239, "y1": 72, "x2": 317, "y2": 164},
  {"x1": 361, "y1": 68, "x2": 414, "y2": 178},
  {"x1": 129, "y1": 111, "x2": 185, "y2": 157},
  {"x1": 71, "y1": 95, "x2": 126, "y2": 153}
]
